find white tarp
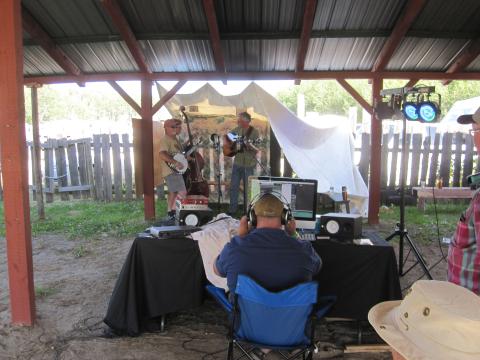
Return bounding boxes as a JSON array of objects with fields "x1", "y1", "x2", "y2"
[
  {"x1": 439, "y1": 96, "x2": 480, "y2": 132},
  {"x1": 158, "y1": 82, "x2": 369, "y2": 214}
]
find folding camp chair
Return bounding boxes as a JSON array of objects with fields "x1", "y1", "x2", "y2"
[{"x1": 207, "y1": 275, "x2": 335, "y2": 360}]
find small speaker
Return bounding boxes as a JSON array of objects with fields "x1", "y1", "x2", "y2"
[
  {"x1": 176, "y1": 208, "x2": 213, "y2": 227},
  {"x1": 318, "y1": 213, "x2": 362, "y2": 241}
]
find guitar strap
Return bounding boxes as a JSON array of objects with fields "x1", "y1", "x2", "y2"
[{"x1": 244, "y1": 126, "x2": 253, "y2": 140}]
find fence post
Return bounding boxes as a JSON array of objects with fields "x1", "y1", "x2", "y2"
[
  {"x1": 122, "y1": 134, "x2": 133, "y2": 200},
  {"x1": 463, "y1": 134, "x2": 474, "y2": 186},
  {"x1": 111, "y1": 134, "x2": 123, "y2": 201},
  {"x1": 452, "y1": 132, "x2": 464, "y2": 187}
]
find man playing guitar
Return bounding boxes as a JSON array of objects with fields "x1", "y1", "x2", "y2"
[
  {"x1": 158, "y1": 118, "x2": 187, "y2": 220},
  {"x1": 227, "y1": 112, "x2": 260, "y2": 216}
]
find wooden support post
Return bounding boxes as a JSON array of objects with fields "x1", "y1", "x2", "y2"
[
  {"x1": 30, "y1": 86, "x2": 45, "y2": 219},
  {"x1": 0, "y1": 0, "x2": 36, "y2": 325},
  {"x1": 368, "y1": 78, "x2": 383, "y2": 225},
  {"x1": 141, "y1": 80, "x2": 155, "y2": 220},
  {"x1": 269, "y1": 127, "x2": 281, "y2": 177}
]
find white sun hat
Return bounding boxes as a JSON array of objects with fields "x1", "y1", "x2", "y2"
[{"x1": 368, "y1": 280, "x2": 480, "y2": 360}]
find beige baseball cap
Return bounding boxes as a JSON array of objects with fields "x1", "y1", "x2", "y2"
[
  {"x1": 368, "y1": 280, "x2": 480, "y2": 360},
  {"x1": 253, "y1": 193, "x2": 284, "y2": 217},
  {"x1": 457, "y1": 107, "x2": 480, "y2": 125},
  {"x1": 164, "y1": 118, "x2": 182, "y2": 128}
]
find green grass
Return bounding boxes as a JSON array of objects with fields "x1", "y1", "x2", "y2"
[
  {"x1": 0, "y1": 199, "x2": 167, "y2": 240},
  {"x1": 0, "y1": 198, "x2": 467, "y2": 244},
  {"x1": 378, "y1": 202, "x2": 465, "y2": 244},
  {"x1": 35, "y1": 285, "x2": 58, "y2": 298}
]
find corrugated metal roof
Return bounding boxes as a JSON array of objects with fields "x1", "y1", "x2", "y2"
[
  {"x1": 142, "y1": 40, "x2": 215, "y2": 72},
  {"x1": 386, "y1": 38, "x2": 469, "y2": 71},
  {"x1": 24, "y1": 46, "x2": 66, "y2": 75},
  {"x1": 117, "y1": 0, "x2": 208, "y2": 34},
  {"x1": 19, "y1": 0, "x2": 480, "y2": 79},
  {"x1": 61, "y1": 42, "x2": 138, "y2": 73},
  {"x1": 23, "y1": 0, "x2": 115, "y2": 37},
  {"x1": 313, "y1": 0, "x2": 404, "y2": 30},
  {"x1": 215, "y1": 0, "x2": 304, "y2": 32},
  {"x1": 305, "y1": 37, "x2": 385, "y2": 71}
]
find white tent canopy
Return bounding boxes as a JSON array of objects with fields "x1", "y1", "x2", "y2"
[{"x1": 157, "y1": 82, "x2": 369, "y2": 214}]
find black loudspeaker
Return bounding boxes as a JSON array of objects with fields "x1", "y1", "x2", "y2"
[
  {"x1": 176, "y1": 208, "x2": 213, "y2": 227},
  {"x1": 319, "y1": 213, "x2": 362, "y2": 240}
]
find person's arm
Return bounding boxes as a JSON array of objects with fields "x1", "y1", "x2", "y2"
[
  {"x1": 238, "y1": 215, "x2": 250, "y2": 237},
  {"x1": 213, "y1": 261, "x2": 222, "y2": 276},
  {"x1": 158, "y1": 150, "x2": 183, "y2": 170},
  {"x1": 213, "y1": 242, "x2": 232, "y2": 278},
  {"x1": 285, "y1": 219, "x2": 297, "y2": 237}
]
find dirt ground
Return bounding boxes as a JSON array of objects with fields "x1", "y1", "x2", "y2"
[{"x1": 0, "y1": 224, "x2": 448, "y2": 360}]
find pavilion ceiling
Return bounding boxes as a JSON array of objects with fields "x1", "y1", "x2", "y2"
[{"x1": 21, "y1": 0, "x2": 480, "y2": 84}]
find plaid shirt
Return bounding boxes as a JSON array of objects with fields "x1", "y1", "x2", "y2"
[{"x1": 447, "y1": 188, "x2": 480, "y2": 294}]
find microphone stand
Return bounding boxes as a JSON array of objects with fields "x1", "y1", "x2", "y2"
[{"x1": 211, "y1": 134, "x2": 223, "y2": 214}]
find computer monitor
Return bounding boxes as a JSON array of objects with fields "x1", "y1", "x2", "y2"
[{"x1": 249, "y1": 176, "x2": 318, "y2": 230}]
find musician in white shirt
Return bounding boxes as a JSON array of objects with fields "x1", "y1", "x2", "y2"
[
  {"x1": 228, "y1": 112, "x2": 260, "y2": 216},
  {"x1": 158, "y1": 118, "x2": 187, "y2": 220}
]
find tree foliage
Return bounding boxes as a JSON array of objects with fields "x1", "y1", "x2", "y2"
[
  {"x1": 23, "y1": 84, "x2": 137, "y2": 124},
  {"x1": 277, "y1": 80, "x2": 480, "y2": 118}
]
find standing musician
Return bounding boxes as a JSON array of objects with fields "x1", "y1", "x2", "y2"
[
  {"x1": 158, "y1": 118, "x2": 187, "y2": 220},
  {"x1": 227, "y1": 112, "x2": 260, "y2": 215}
]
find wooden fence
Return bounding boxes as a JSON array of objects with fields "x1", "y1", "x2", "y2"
[
  {"x1": 357, "y1": 131, "x2": 477, "y2": 189},
  {"x1": 0, "y1": 130, "x2": 475, "y2": 204},
  {"x1": 29, "y1": 134, "x2": 133, "y2": 202}
]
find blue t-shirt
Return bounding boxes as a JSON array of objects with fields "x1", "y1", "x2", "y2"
[{"x1": 215, "y1": 228, "x2": 322, "y2": 292}]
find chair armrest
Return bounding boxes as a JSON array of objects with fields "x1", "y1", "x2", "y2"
[
  {"x1": 315, "y1": 295, "x2": 336, "y2": 318},
  {"x1": 206, "y1": 285, "x2": 233, "y2": 313}
]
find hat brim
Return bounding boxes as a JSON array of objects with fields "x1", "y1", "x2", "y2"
[
  {"x1": 457, "y1": 114, "x2": 475, "y2": 124},
  {"x1": 369, "y1": 300, "x2": 480, "y2": 360}
]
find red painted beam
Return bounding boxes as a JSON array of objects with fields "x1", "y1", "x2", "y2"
[
  {"x1": 368, "y1": 78, "x2": 383, "y2": 225},
  {"x1": 295, "y1": 0, "x2": 317, "y2": 85},
  {"x1": 0, "y1": 0, "x2": 36, "y2": 325},
  {"x1": 337, "y1": 79, "x2": 373, "y2": 114},
  {"x1": 24, "y1": 71, "x2": 472, "y2": 84},
  {"x1": 202, "y1": 0, "x2": 226, "y2": 83},
  {"x1": 141, "y1": 80, "x2": 155, "y2": 220},
  {"x1": 101, "y1": 0, "x2": 151, "y2": 74},
  {"x1": 442, "y1": 38, "x2": 480, "y2": 85},
  {"x1": 22, "y1": 7, "x2": 81, "y2": 77},
  {"x1": 405, "y1": 78, "x2": 419, "y2": 88},
  {"x1": 372, "y1": 0, "x2": 427, "y2": 72},
  {"x1": 23, "y1": 70, "x2": 480, "y2": 85},
  {"x1": 152, "y1": 80, "x2": 186, "y2": 115},
  {"x1": 108, "y1": 81, "x2": 141, "y2": 115}
]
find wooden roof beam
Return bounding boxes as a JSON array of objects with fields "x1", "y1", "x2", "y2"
[
  {"x1": 337, "y1": 79, "x2": 373, "y2": 114},
  {"x1": 108, "y1": 81, "x2": 141, "y2": 115},
  {"x1": 372, "y1": 0, "x2": 427, "y2": 72},
  {"x1": 442, "y1": 38, "x2": 480, "y2": 85},
  {"x1": 405, "y1": 79, "x2": 419, "y2": 88},
  {"x1": 202, "y1": 0, "x2": 226, "y2": 84},
  {"x1": 23, "y1": 70, "x2": 480, "y2": 85},
  {"x1": 152, "y1": 80, "x2": 186, "y2": 115},
  {"x1": 22, "y1": 7, "x2": 82, "y2": 77},
  {"x1": 295, "y1": 0, "x2": 317, "y2": 85},
  {"x1": 101, "y1": 0, "x2": 151, "y2": 74}
]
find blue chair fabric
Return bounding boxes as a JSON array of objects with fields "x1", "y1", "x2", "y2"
[{"x1": 207, "y1": 275, "x2": 335, "y2": 360}]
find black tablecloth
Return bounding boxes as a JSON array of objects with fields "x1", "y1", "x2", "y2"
[
  {"x1": 103, "y1": 236, "x2": 205, "y2": 335},
  {"x1": 104, "y1": 232, "x2": 401, "y2": 335},
  {"x1": 313, "y1": 234, "x2": 402, "y2": 319}
]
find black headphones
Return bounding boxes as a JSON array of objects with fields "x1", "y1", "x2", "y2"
[{"x1": 247, "y1": 191, "x2": 293, "y2": 227}]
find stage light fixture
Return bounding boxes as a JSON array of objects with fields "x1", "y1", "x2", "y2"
[
  {"x1": 418, "y1": 102, "x2": 439, "y2": 123},
  {"x1": 402, "y1": 102, "x2": 419, "y2": 121}
]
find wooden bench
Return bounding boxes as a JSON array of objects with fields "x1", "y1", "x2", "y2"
[{"x1": 412, "y1": 187, "x2": 474, "y2": 211}]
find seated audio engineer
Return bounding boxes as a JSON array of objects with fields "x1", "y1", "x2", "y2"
[{"x1": 213, "y1": 193, "x2": 322, "y2": 294}]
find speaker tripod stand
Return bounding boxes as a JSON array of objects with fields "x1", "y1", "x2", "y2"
[{"x1": 385, "y1": 115, "x2": 433, "y2": 280}]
